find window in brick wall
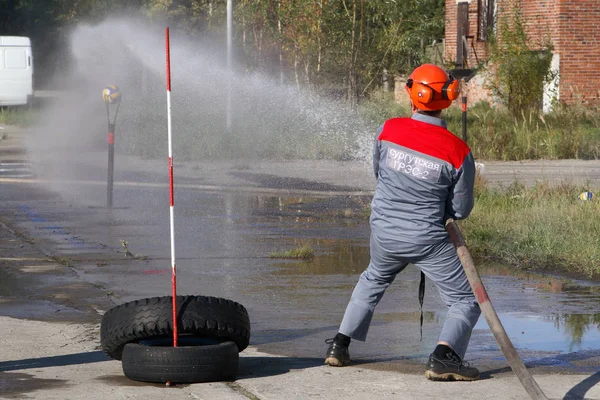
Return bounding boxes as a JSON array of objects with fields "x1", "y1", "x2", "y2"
[{"x1": 478, "y1": 0, "x2": 496, "y2": 41}]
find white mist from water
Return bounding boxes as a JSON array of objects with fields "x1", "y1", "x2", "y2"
[{"x1": 26, "y1": 17, "x2": 377, "y2": 203}]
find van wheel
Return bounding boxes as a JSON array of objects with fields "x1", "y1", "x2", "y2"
[
  {"x1": 100, "y1": 295, "x2": 250, "y2": 360},
  {"x1": 121, "y1": 341, "x2": 239, "y2": 383}
]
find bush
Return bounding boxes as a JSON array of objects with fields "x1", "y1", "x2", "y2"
[
  {"x1": 445, "y1": 102, "x2": 600, "y2": 160},
  {"x1": 485, "y1": 5, "x2": 556, "y2": 118}
]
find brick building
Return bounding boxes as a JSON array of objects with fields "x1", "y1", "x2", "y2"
[{"x1": 444, "y1": 0, "x2": 600, "y2": 110}]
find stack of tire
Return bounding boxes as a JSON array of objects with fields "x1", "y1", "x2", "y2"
[{"x1": 100, "y1": 295, "x2": 250, "y2": 384}]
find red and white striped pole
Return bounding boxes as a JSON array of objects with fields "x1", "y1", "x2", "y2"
[{"x1": 165, "y1": 27, "x2": 178, "y2": 348}]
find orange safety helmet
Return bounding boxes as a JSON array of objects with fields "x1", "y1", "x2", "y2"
[{"x1": 405, "y1": 64, "x2": 460, "y2": 111}]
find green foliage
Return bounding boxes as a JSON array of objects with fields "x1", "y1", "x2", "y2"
[
  {"x1": 485, "y1": 5, "x2": 556, "y2": 118},
  {"x1": 357, "y1": 89, "x2": 409, "y2": 127},
  {"x1": 462, "y1": 180, "x2": 600, "y2": 278},
  {"x1": 445, "y1": 102, "x2": 600, "y2": 160},
  {"x1": 0, "y1": 107, "x2": 39, "y2": 127},
  {"x1": 270, "y1": 244, "x2": 315, "y2": 260},
  {"x1": 371, "y1": 0, "x2": 445, "y2": 75},
  {"x1": 0, "y1": 0, "x2": 445, "y2": 102}
]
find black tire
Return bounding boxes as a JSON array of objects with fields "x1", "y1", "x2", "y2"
[
  {"x1": 100, "y1": 295, "x2": 250, "y2": 360},
  {"x1": 121, "y1": 341, "x2": 239, "y2": 384}
]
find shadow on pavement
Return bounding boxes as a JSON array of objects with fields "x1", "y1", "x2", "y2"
[
  {"x1": 238, "y1": 356, "x2": 323, "y2": 379},
  {"x1": 0, "y1": 351, "x2": 110, "y2": 372},
  {"x1": 479, "y1": 366, "x2": 512, "y2": 380},
  {"x1": 563, "y1": 371, "x2": 600, "y2": 400},
  {"x1": 251, "y1": 325, "x2": 340, "y2": 346}
]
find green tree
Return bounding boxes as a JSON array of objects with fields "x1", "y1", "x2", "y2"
[
  {"x1": 486, "y1": 4, "x2": 555, "y2": 117},
  {"x1": 0, "y1": 0, "x2": 447, "y2": 98}
]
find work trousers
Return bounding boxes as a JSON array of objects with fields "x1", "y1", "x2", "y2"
[{"x1": 338, "y1": 232, "x2": 481, "y2": 359}]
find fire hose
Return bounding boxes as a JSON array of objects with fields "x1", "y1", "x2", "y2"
[{"x1": 445, "y1": 219, "x2": 548, "y2": 400}]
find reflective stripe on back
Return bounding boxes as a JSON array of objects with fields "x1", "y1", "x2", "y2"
[{"x1": 379, "y1": 118, "x2": 470, "y2": 169}]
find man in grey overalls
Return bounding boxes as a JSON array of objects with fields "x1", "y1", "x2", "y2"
[{"x1": 324, "y1": 64, "x2": 481, "y2": 381}]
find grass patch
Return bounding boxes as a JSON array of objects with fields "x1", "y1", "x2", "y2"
[
  {"x1": 461, "y1": 178, "x2": 600, "y2": 278},
  {"x1": 445, "y1": 102, "x2": 600, "y2": 160},
  {"x1": 0, "y1": 107, "x2": 39, "y2": 127},
  {"x1": 270, "y1": 244, "x2": 315, "y2": 260},
  {"x1": 120, "y1": 239, "x2": 148, "y2": 260},
  {"x1": 354, "y1": 174, "x2": 599, "y2": 278},
  {"x1": 356, "y1": 92, "x2": 600, "y2": 161}
]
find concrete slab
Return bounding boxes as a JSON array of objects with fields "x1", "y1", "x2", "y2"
[{"x1": 1, "y1": 315, "x2": 600, "y2": 399}]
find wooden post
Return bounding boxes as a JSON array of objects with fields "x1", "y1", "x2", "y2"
[{"x1": 456, "y1": 2, "x2": 469, "y2": 68}]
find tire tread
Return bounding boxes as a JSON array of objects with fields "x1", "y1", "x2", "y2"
[
  {"x1": 100, "y1": 295, "x2": 250, "y2": 360},
  {"x1": 122, "y1": 342, "x2": 239, "y2": 383}
]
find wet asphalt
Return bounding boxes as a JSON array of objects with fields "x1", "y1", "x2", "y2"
[{"x1": 1, "y1": 126, "x2": 600, "y2": 382}]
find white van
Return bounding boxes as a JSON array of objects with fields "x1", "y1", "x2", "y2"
[{"x1": 0, "y1": 36, "x2": 34, "y2": 106}]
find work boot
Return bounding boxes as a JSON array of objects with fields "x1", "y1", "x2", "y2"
[
  {"x1": 425, "y1": 352, "x2": 480, "y2": 381},
  {"x1": 324, "y1": 338, "x2": 351, "y2": 367}
]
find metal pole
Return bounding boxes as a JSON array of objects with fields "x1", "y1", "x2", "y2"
[
  {"x1": 461, "y1": 90, "x2": 467, "y2": 143},
  {"x1": 165, "y1": 27, "x2": 178, "y2": 348},
  {"x1": 105, "y1": 99, "x2": 114, "y2": 208},
  {"x1": 105, "y1": 90, "x2": 120, "y2": 209},
  {"x1": 107, "y1": 121, "x2": 115, "y2": 208},
  {"x1": 226, "y1": 0, "x2": 233, "y2": 133},
  {"x1": 446, "y1": 220, "x2": 548, "y2": 400}
]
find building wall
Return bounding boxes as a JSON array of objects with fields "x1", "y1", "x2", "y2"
[
  {"x1": 445, "y1": 0, "x2": 600, "y2": 107},
  {"x1": 445, "y1": 1, "x2": 459, "y2": 63},
  {"x1": 444, "y1": 0, "x2": 491, "y2": 69},
  {"x1": 445, "y1": 0, "x2": 496, "y2": 107},
  {"x1": 519, "y1": 0, "x2": 559, "y2": 50},
  {"x1": 556, "y1": 0, "x2": 600, "y2": 104}
]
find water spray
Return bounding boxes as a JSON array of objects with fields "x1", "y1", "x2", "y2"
[
  {"x1": 102, "y1": 84, "x2": 122, "y2": 208},
  {"x1": 165, "y1": 27, "x2": 178, "y2": 348},
  {"x1": 99, "y1": 23, "x2": 249, "y2": 385},
  {"x1": 226, "y1": 0, "x2": 233, "y2": 133}
]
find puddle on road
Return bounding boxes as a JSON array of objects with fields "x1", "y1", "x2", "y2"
[
  {"x1": 0, "y1": 298, "x2": 87, "y2": 321},
  {"x1": 114, "y1": 191, "x2": 600, "y2": 359},
  {"x1": 0, "y1": 268, "x2": 28, "y2": 297},
  {"x1": 478, "y1": 312, "x2": 600, "y2": 354},
  {"x1": 471, "y1": 264, "x2": 600, "y2": 355},
  {"x1": 11, "y1": 190, "x2": 600, "y2": 368},
  {"x1": 269, "y1": 237, "x2": 600, "y2": 358},
  {"x1": 0, "y1": 266, "x2": 89, "y2": 321},
  {"x1": 0, "y1": 372, "x2": 69, "y2": 398},
  {"x1": 272, "y1": 238, "x2": 370, "y2": 275}
]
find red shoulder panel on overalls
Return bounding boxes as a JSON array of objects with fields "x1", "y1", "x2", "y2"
[{"x1": 379, "y1": 118, "x2": 471, "y2": 169}]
